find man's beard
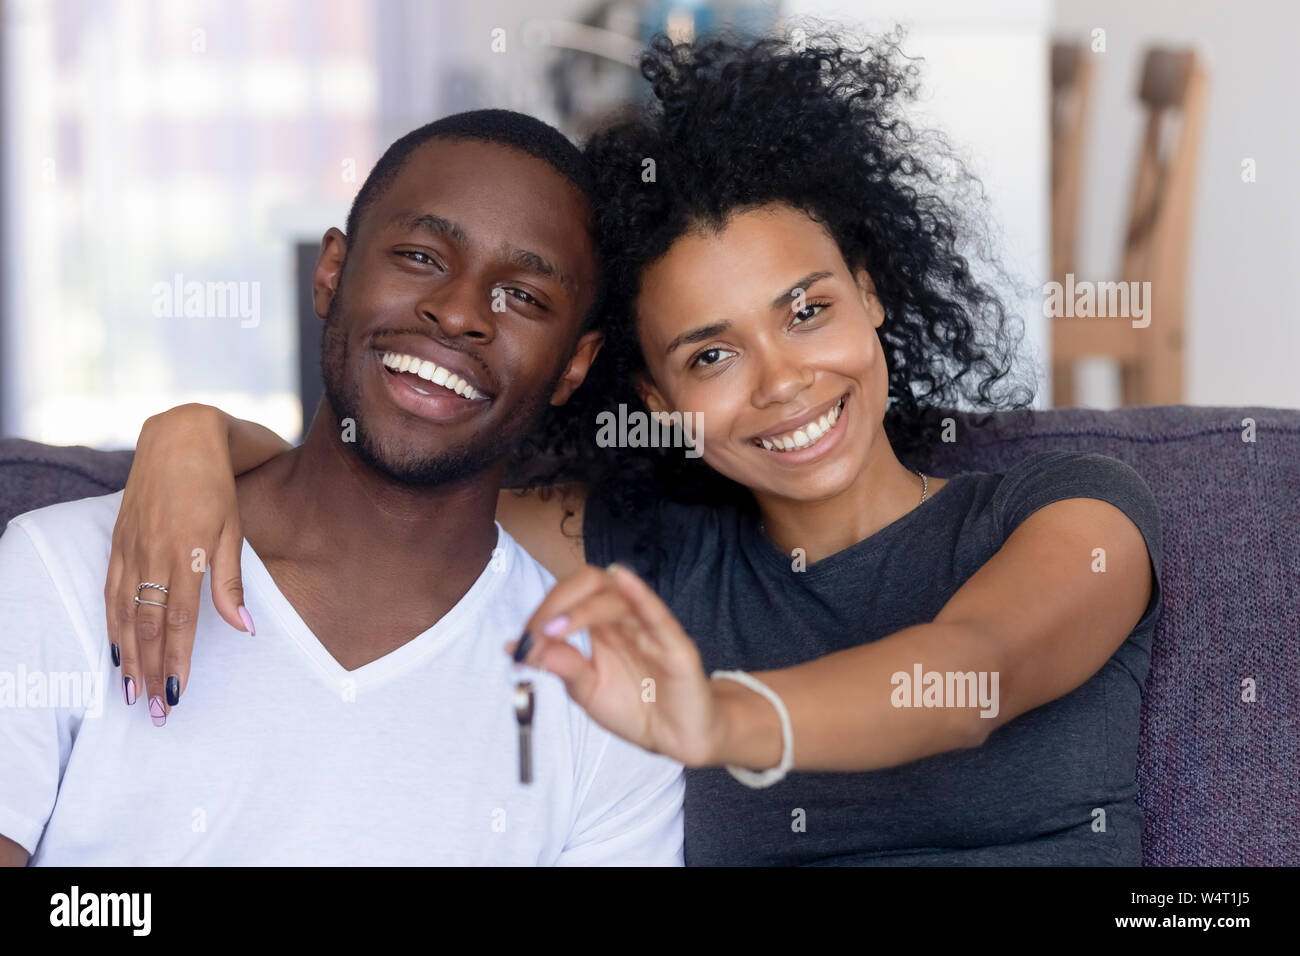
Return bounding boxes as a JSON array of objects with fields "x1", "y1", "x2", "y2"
[{"x1": 318, "y1": 294, "x2": 559, "y2": 487}]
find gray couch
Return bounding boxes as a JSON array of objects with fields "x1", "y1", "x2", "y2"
[{"x1": 2, "y1": 403, "x2": 1297, "y2": 865}]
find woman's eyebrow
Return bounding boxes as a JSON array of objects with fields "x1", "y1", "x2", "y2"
[
  {"x1": 770, "y1": 271, "x2": 833, "y2": 310},
  {"x1": 666, "y1": 321, "x2": 731, "y2": 356}
]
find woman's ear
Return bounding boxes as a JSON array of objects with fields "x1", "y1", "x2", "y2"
[
  {"x1": 549, "y1": 330, "x2": 605, "y2": 406},
  {"x1": 854, "y1": 268, "x2": 885, "y2": 329},
  {"x1": 636, "y1": 374, "x2": 669, "y2": 418}
]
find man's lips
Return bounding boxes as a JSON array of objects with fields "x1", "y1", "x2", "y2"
[
  {"x1": 375, "y1": 347, "x2": 493, "y2": 400},
  {"x1": 373, "y1": 351, "x2": 492, "y2": 424}
]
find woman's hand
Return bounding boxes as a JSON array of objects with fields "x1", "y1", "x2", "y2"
[
  {"x1": 508, "y1": 563, "x2": 722, "y2": 767},
  {"x1": 105, "y1": 404, "x2": 251, "y2": 723}
]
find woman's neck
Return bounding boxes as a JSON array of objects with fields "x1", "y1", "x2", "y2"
[{"x1": 754, "y1": 444, "x2": 938, "y2": 564}]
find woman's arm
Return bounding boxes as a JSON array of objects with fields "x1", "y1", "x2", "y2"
[
  {"x1": 106, "y1": 403, "x2": 588, "y2": 723},
  {"x1": 518, "y1": 496, "x2": 1154, "y2": 772}
]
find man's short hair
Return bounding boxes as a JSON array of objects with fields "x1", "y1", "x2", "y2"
[{"x1": 344, "y1": 109, "x2": 596, "y2": 243}]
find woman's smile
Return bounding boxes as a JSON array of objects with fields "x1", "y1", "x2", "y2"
[{"x1": 749, "y1": 391, "x2": 850, "y2": 464}]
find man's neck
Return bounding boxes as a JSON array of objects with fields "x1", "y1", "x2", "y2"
[{"x1": 235, "y1": 408, "x2": 505, "y2": 659}]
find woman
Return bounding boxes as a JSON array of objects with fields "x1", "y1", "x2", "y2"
[{"x1": 106, "y1": 31, "x2": 1162, "y2": 865}]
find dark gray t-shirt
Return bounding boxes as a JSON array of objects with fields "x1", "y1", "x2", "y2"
[{"x1": 583, "y1": 450, "x2": 1164, "y2": 866}]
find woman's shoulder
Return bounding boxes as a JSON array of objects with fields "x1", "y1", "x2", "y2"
[{"x1": 985, "y1": 449, "x2": 1163, "y2": 576}]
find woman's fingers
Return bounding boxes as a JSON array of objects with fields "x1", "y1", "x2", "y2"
[
  {"x1": 522, "y1": 564, "x2": 615, "y2": 640},
  {"x1": 113, "y1": 559, "x2": 142, "y2": 710},
  {"x1": 525, "y1": 637, "x2": 599, "y2": 706},
  {"x1": 160, "y1": 553, "x2": 205, "y2": 716},
  {"x1": 131, "y1": 554, "x2": 171, "y2": 727},
  {"x1": 607, "y1": 563, "x2": 688, "y2": 650},
  {"x1": 209, "y1": 520, "x2": 250, "y2": 634},
  {"x1": 104, "y1": 545, "x2": 125, "y2": 669}
]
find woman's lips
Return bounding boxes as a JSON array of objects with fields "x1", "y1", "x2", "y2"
[{"x1": 750, "y1": 392, "x2": 850, "y2": 464}]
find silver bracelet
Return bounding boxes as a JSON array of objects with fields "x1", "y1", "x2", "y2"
[{"x1": 710, "y1": 670, "x2": 795, "y2": 789}]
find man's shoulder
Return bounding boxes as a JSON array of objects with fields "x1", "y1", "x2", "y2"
[{"x1": 6, "y1": 490, "x2": 122, "y2": 555}]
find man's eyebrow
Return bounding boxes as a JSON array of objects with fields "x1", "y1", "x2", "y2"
[
  {"x1": 665, "y1": 322, "x2": 731, "y2": 357},
  {"x1": 507, "y1": 247, "x2": 577, "y2": 294},
  {"x1": 389, "y1": 213, "x2": 469, "y2": 245},
  {"x1": 771, "y1": 271, "x2": 834, "y2": 310}
]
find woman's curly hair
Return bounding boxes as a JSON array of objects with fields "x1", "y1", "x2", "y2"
[{"x1": 509, "y1": 27, "x2": 1037, "y2": 534}]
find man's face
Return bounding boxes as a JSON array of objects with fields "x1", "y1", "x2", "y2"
[{"x1": 316, "y1": 137, "x2": 599, "y2": 485}]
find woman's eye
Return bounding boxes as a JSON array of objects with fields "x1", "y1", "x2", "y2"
[
  {"x1": 691, "y1": 347, "x2": 735, "y2": 369},
  {"x1": 792, "y1": 303, "x2": 826, "y2": 324}
]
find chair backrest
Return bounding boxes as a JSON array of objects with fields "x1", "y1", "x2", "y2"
[
  {"x1": 1050, "y1": 41, "x2": 1094, "y2": 282},
  {"x1": 1052, "y1": 46, "x2": 1209, "y2": 408}
]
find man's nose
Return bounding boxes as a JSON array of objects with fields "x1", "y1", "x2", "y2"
[{"x1": 416, "y1": 280, "x2": 496, "y2": 343}]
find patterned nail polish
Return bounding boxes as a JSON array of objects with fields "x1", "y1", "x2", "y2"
[
  {"x1": 123, "y1": 676, "x2": 136, "y2": 706},
  {"x1": 111, "y1": 643, "x2": 120, "y2": 667},
  {"x1": 149, "y1": 697, "x2": 166, "y2": 727},
  {"x1": 166, "y1": 675, "x2": 180, "y2": 707}
]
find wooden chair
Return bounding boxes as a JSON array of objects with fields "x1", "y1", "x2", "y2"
[
  {"x1": 1050, "y1": 42, "x2": 1094, "y2": 284},
  {"x1": 1051, "y1": 48, "x2": 1209, "y2": 407}
]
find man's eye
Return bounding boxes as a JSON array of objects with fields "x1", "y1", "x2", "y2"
[
  {"x1": 398, "y1": 250, "x2": 442, "y2": 268},
  {"x1": 792, "y1": 303, "x2": 825, "y2": 323},
  {"x1": 502, "y1": 287, "x2": 540, "y2": 307}
]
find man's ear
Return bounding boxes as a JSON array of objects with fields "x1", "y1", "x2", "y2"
[
  {"x1": 549, "y1": 330, "x2": 605, "y2": 406},
  {"x1": 312, "y1": 227, "x2": 348, "y2": 321},
  {"x1": 854, "y1": 267, "x2": 885, "y2": 329}
]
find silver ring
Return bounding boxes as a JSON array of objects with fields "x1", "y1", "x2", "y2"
[
  {"x1": 137, "y1": 581, "x2": 169, "y2": 594},
  {"x1": 133, "y1": 596, "x2": 168, "y2": 609}
]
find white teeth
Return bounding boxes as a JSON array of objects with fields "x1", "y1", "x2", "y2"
[
  {"x1": 381, "y1": 352, "x2": 485, "y2": 400},
  {"x1": 756, "y1": 397, "x2": 846, "y2": 453}
]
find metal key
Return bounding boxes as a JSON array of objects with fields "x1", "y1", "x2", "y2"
[{"x1": 514, "y1": 680, "x2": 535, "y2": 784}]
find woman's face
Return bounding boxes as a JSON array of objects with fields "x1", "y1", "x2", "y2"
[{"x1": 635, "y1": 203, "x2": 891, "y2": 503}]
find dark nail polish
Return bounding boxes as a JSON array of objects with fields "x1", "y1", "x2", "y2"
[
  {"x1": 110, "y1": 643, "x2": 120, "y2": 667},
  {"x1": 166, "y1": 675, "x2": 180, "y2": 707},
  {"x1": 512, "y1": 631, "x2": 533, "y2": 663}
]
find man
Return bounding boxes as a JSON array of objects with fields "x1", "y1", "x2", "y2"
[{"x1": 0, "y1": 110, "x2": 684, "y2": 865}]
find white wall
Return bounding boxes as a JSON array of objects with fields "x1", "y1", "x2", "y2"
[
  {"x1": 1053, "y1": 0, "x2": 1300, "y2": 409},
  {"x1": 784, "y1": 0, "x2": 1054, "y2": 408}
]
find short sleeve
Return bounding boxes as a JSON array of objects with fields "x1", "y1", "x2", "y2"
[
  {"x1": 0, "y1": 520, "x2": 94, "y2": 857},
  {"x1": 557, "y1": 727, "x2": 685, "y2": 866},
  {"x1": 581, "y1": 480, "x2": 666, "y2": 591},
  {"x1": 994, "y1": 451, "x2": 1164, "y2": 639}
]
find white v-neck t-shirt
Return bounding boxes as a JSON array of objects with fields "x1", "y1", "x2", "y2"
[{"x1": 0, "y1": 492, "x2": 684, "y2": 865}]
